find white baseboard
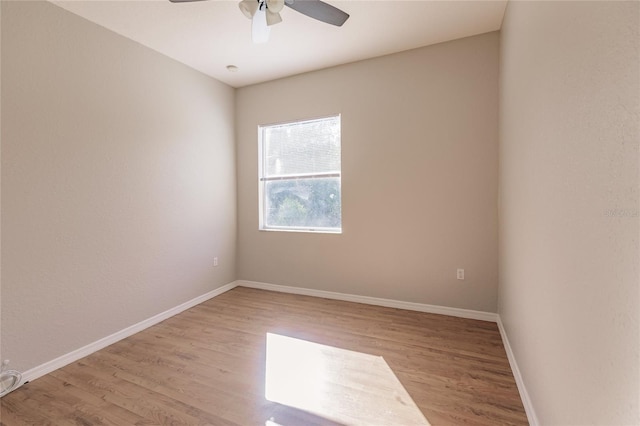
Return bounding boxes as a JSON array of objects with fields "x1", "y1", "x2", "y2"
[
  {"x1": 19, "y1": 281, "x2": 239, "y2": 386},
  {"x1": 497, "y1": 316, "x2": 538, "y2": 426},
  {"x1": 16, "y1": 278, "x2": 535, "y2": 426},
  {"x1": 237, "y1": 280, "x2": 498, "y2": 322},
  {"x1": 18, "y1": 279, "x2": 495, "y2": 389},
  {"x1": 239, "y1": 281, "x2": 540, "y2": 423}
]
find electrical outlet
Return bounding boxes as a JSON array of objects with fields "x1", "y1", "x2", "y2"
[
  {"x1": 214, "y1": 257, "x2": 219, "y2": 267},
  {"x1": 457, "y1": 269, "x2": 465, "y2": 280}
]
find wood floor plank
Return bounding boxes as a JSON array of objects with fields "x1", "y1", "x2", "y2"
[{"x1": 0, "y1": 287, "x2": 528, "y2": 425}]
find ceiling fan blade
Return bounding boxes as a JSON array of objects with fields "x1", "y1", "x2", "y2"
[{"x1": 285, "y1": 0, "x2": 349, "y2": 27}]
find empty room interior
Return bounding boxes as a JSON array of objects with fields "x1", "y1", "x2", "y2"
[{"x1": 1, "y1": 0, "x2": 638, "y2": 425}]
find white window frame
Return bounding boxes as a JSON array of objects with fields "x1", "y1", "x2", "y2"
[{"x1": 258, "y1": 115, "x2": 342, "y2": 234}]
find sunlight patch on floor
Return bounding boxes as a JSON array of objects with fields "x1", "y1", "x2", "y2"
[{"x1": 265, "y1": 333, "x2": 430, "y2": 426}]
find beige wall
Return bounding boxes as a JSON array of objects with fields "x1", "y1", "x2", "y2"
[
  {"x1": 499, "y1": 1, "x2": 639, "y2": 425},
  {"x1": 1, "y1": 1, "x2": 236, "y2": 373},
  {"x1": 237, "y1": 32, "x2": 499, "y2": 312}
]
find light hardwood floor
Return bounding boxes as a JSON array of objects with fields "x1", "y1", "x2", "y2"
[{"x1": 0, "y1": 287, "x2": 528, "y2": 425}]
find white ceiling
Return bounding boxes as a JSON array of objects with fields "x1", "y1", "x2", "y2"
[{"x1": 51, "y1": 0, "x2": 507, "y2": 88}]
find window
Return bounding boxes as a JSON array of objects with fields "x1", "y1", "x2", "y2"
[{"x1": 259, "y1": 115, "x2": 341, "y2": 233}]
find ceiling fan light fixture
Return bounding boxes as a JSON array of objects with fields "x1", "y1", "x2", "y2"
[
  {"x1": 251, "y1": 6, "x2": 270, "y2": 43},
  {"x1": 266, "y1": 10, "x2": 282, "y2": 26},
  {"x1": 265, "y1": 0, "x2": 284, "y2": 14},
  {"x1": 238, "y1": 0, "x2": 258, "y2": 19}
]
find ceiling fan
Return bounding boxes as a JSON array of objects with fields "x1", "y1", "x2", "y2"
[{"x1": 169, "y1": 0, "x2": 349, "y2": 43}]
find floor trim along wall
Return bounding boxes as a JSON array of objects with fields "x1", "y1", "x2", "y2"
[
  {"x1": 237, "y1": 280, "x2": 498, "y2": 322},
  {"x1": 240, "y1": 280, "x2": 538, "y2": 424},
  {"x1": 19, "y1": 281, "x2": 239, "y2": 386},
  {"x1": 17, "y1": 279, "x2": 535, "y2": 425},
  {"x1": 497, "y1": 316, "x2": 539, "y2": 426}
]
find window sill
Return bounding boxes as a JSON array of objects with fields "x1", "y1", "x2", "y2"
[{"x1": 259, "y1": 227, "x2": 342, "y2": 235}]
